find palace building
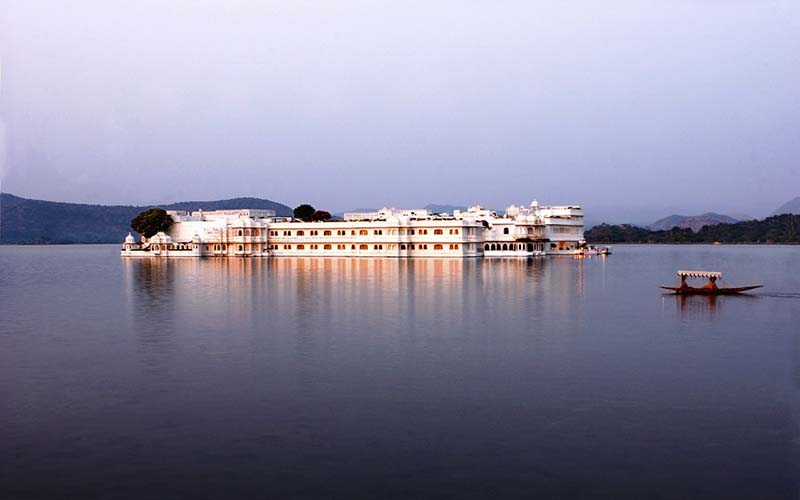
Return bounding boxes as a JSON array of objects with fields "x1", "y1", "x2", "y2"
[{"x1": 120, "y1": 201, "x2": 586, "y2": 258}]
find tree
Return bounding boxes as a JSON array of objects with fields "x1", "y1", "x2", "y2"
[
  {"x1": 311, "y1": 210, "x2": 332, "y2": 221},
  {"x1": 131, "y1": 208, "x2": 174, "y2": 238},
  {"x1": 293, "y1": 204, "x2": 315, "y2": 221}
]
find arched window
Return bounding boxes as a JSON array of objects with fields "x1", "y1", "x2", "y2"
[
  {"x1": 297, "y1": 230, "x2": 304, "y2": 236},
  {"x1": 502, "y1": 244, "x2": 508, "y2": 251},
  {"x1": 484, "y1": 244, "x2": 490, "y2": 251},
  {"x1": 434, "y1": 229, "x2": 443, "y2": 235},
  {"x1": 401, "y1": 244, "x2": 406, "y2": 250},
  {"x1": 503, "y1": 228, "x2": 509, "y2": 234},
  {"x1": 238, "y1": 245, "x2": 243, "y2": 251},
  {"x1": 238, "y1": 230, "x2": 243, "y2": 236},
  {"x1": 434, "y1": 244, "x2": 443, "y2": 250},
  {"x1": 324, "y1": 230, "x2": 332, "y2": 236}
]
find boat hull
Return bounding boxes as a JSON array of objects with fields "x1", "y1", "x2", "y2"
[{"x1": 659, "y1": 285, "x2": 763, "y2": 295}]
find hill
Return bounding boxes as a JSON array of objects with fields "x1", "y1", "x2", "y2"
[
  {"x1": 773, "y1": 197, "x2": 800, "y2": 216},
  {"x1": 424, "y1": 203, "x2": 468, "y2": 214},
  {"x1": 649, "y1": 212, "x2": 739, "y2": 232},
  {"x1": 586, "y1": 214, "x2": 800, "y2": 244},
  {"x1": 0, "y1": 193, "x2": 292, "y2": 244}
]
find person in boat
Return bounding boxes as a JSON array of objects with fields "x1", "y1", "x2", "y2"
[
  {"x1": 702, "y1": 276, "x2": 719, "y2": 291},
  {"x1": 679, "y1": 274, "x2": 718, "y2": 291}
]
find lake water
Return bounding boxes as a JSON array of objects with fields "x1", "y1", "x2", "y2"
[{"x1": 2, "y1": 244, "x2": 800, "y2": 499}]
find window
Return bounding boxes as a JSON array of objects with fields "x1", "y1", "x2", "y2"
[
  {"x1": 298, "y1": 244, "x2": 305, "y2": 250},
  {"x1": 238, "y1": 245, "x2": 243, "y2": 251},
  {"x1": 359, "y1": 244, "x2": 368, "y2": 250},
  {"x1": 434, "y1": 244, "x2": 443, "y2": 250},
  {"x1": 324, "y1": 244, "x2": 332, "y2": 250},
  {"x1": 297, "y1": 230, "x2": 305, "y2": 236},
  {"x1": 400, "y1": 244, "x2": 406, "y2": 250},
  {"x1": 359, "y1": 229, "x2": 368, "y2": 235},
  {"x1": 484, "y1": 244, "x2": 490, "y2": 251},
  {"x1": 409, "y1": 229, "x2": 415, "y2": 235},
  {"x1": 374, "y1": 229, "x2": 383, "y2": 235},
  {"x1": 351, "y1": 230, "x2": 356, "y2": 235},
  {"x1": 237, "y1": 230, "x2": 243, "y2": 236},
  {"x1": 254, "y1": 229, "x2": 260, "y2": 236},
  {"x1": 324, "y1": 230, "x2": 331, "y2": 236},
  {"x1": 502, "y1": 244, "x2": 508, "y2": 251},
  {"x1": 434, "y1": 229, "x2": 443, "y2": 235},
  {"x1": 503, "y1": 228, "x2": 509, "y2": 234}
]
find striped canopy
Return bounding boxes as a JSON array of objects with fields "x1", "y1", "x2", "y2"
[{"x1": 677, "y1": 270, "x2": 722, "y2": 278}]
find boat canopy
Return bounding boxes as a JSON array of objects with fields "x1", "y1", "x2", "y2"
[{"x1": 677, "y1": 270, "x2": 722, "y2": 278}]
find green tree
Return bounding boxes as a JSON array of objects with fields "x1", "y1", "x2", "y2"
[
  {"x1": 293, "y1": 204, "x2": 315, "y2": 221},
  {"x1": 311, "y1": 210, "x2": 332, "y2": 221},
  {"x1": 130, "y1": 208, "x2": 174, "y2": 238}
]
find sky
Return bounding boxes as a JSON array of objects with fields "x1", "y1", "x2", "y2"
[{"x1": 1, "y1": 1, "x2": 798, "y2": 221}]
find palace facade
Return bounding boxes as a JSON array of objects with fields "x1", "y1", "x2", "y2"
[{"x1": 120, "y1": 202, "x2": 585, "y2": 258}]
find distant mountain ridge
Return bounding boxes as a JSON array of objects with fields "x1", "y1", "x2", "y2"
[
  {"x1": 424, "y1": 203, "x2": 467, "y2": 214},
  {"x1": 773, "y1": 197, "x2": 800, "y2": 216},
  {"x1": 587, "y1": 214, "x2": 800, "y2": 244},
  {"x1": 649, "y1": 212, "x2": 739, "y2": 232},
  {"x1": 0, "y1": 193, "x2": 292, "y2": 244}
]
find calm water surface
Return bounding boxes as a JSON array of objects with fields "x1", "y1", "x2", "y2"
[{"x1": 2, "y1": 245, "x2": 800, "y2": 499}]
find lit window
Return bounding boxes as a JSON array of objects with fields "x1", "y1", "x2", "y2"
[{"x1": 434, "y1": 229, "x2": 443, "y2": 235}]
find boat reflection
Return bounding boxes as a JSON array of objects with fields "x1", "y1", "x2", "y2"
[{"x1": 667, "y1": 293, "x2": 760, "y2": 320}]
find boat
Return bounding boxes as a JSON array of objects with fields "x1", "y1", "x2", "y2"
[
  {"x1": 660, "y1": 270, "x2": 762, "y2": 295},
  {"x1": 574, "y1": 245, "x2": 611, "y2": 257}
]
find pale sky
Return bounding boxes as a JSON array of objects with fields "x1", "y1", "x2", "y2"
[{"x1": 1, "y1": 1, "x2": 798, "y2": 219}]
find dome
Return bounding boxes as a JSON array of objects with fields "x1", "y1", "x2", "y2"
[
  {"x1": 150, "y1": 232, "x2": 172, "y2": 244},
  {"x1": 124, "y1": 232, "x2": 136, "y2": 244}
]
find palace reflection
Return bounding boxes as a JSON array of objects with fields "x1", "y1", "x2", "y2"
[{"x1": 123, "y1": 256, "x2": 591, "y2": 356}]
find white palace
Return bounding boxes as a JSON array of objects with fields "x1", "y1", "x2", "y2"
[{"x1": 120, "y1": 201, "x2": 588, "y2": 258}]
